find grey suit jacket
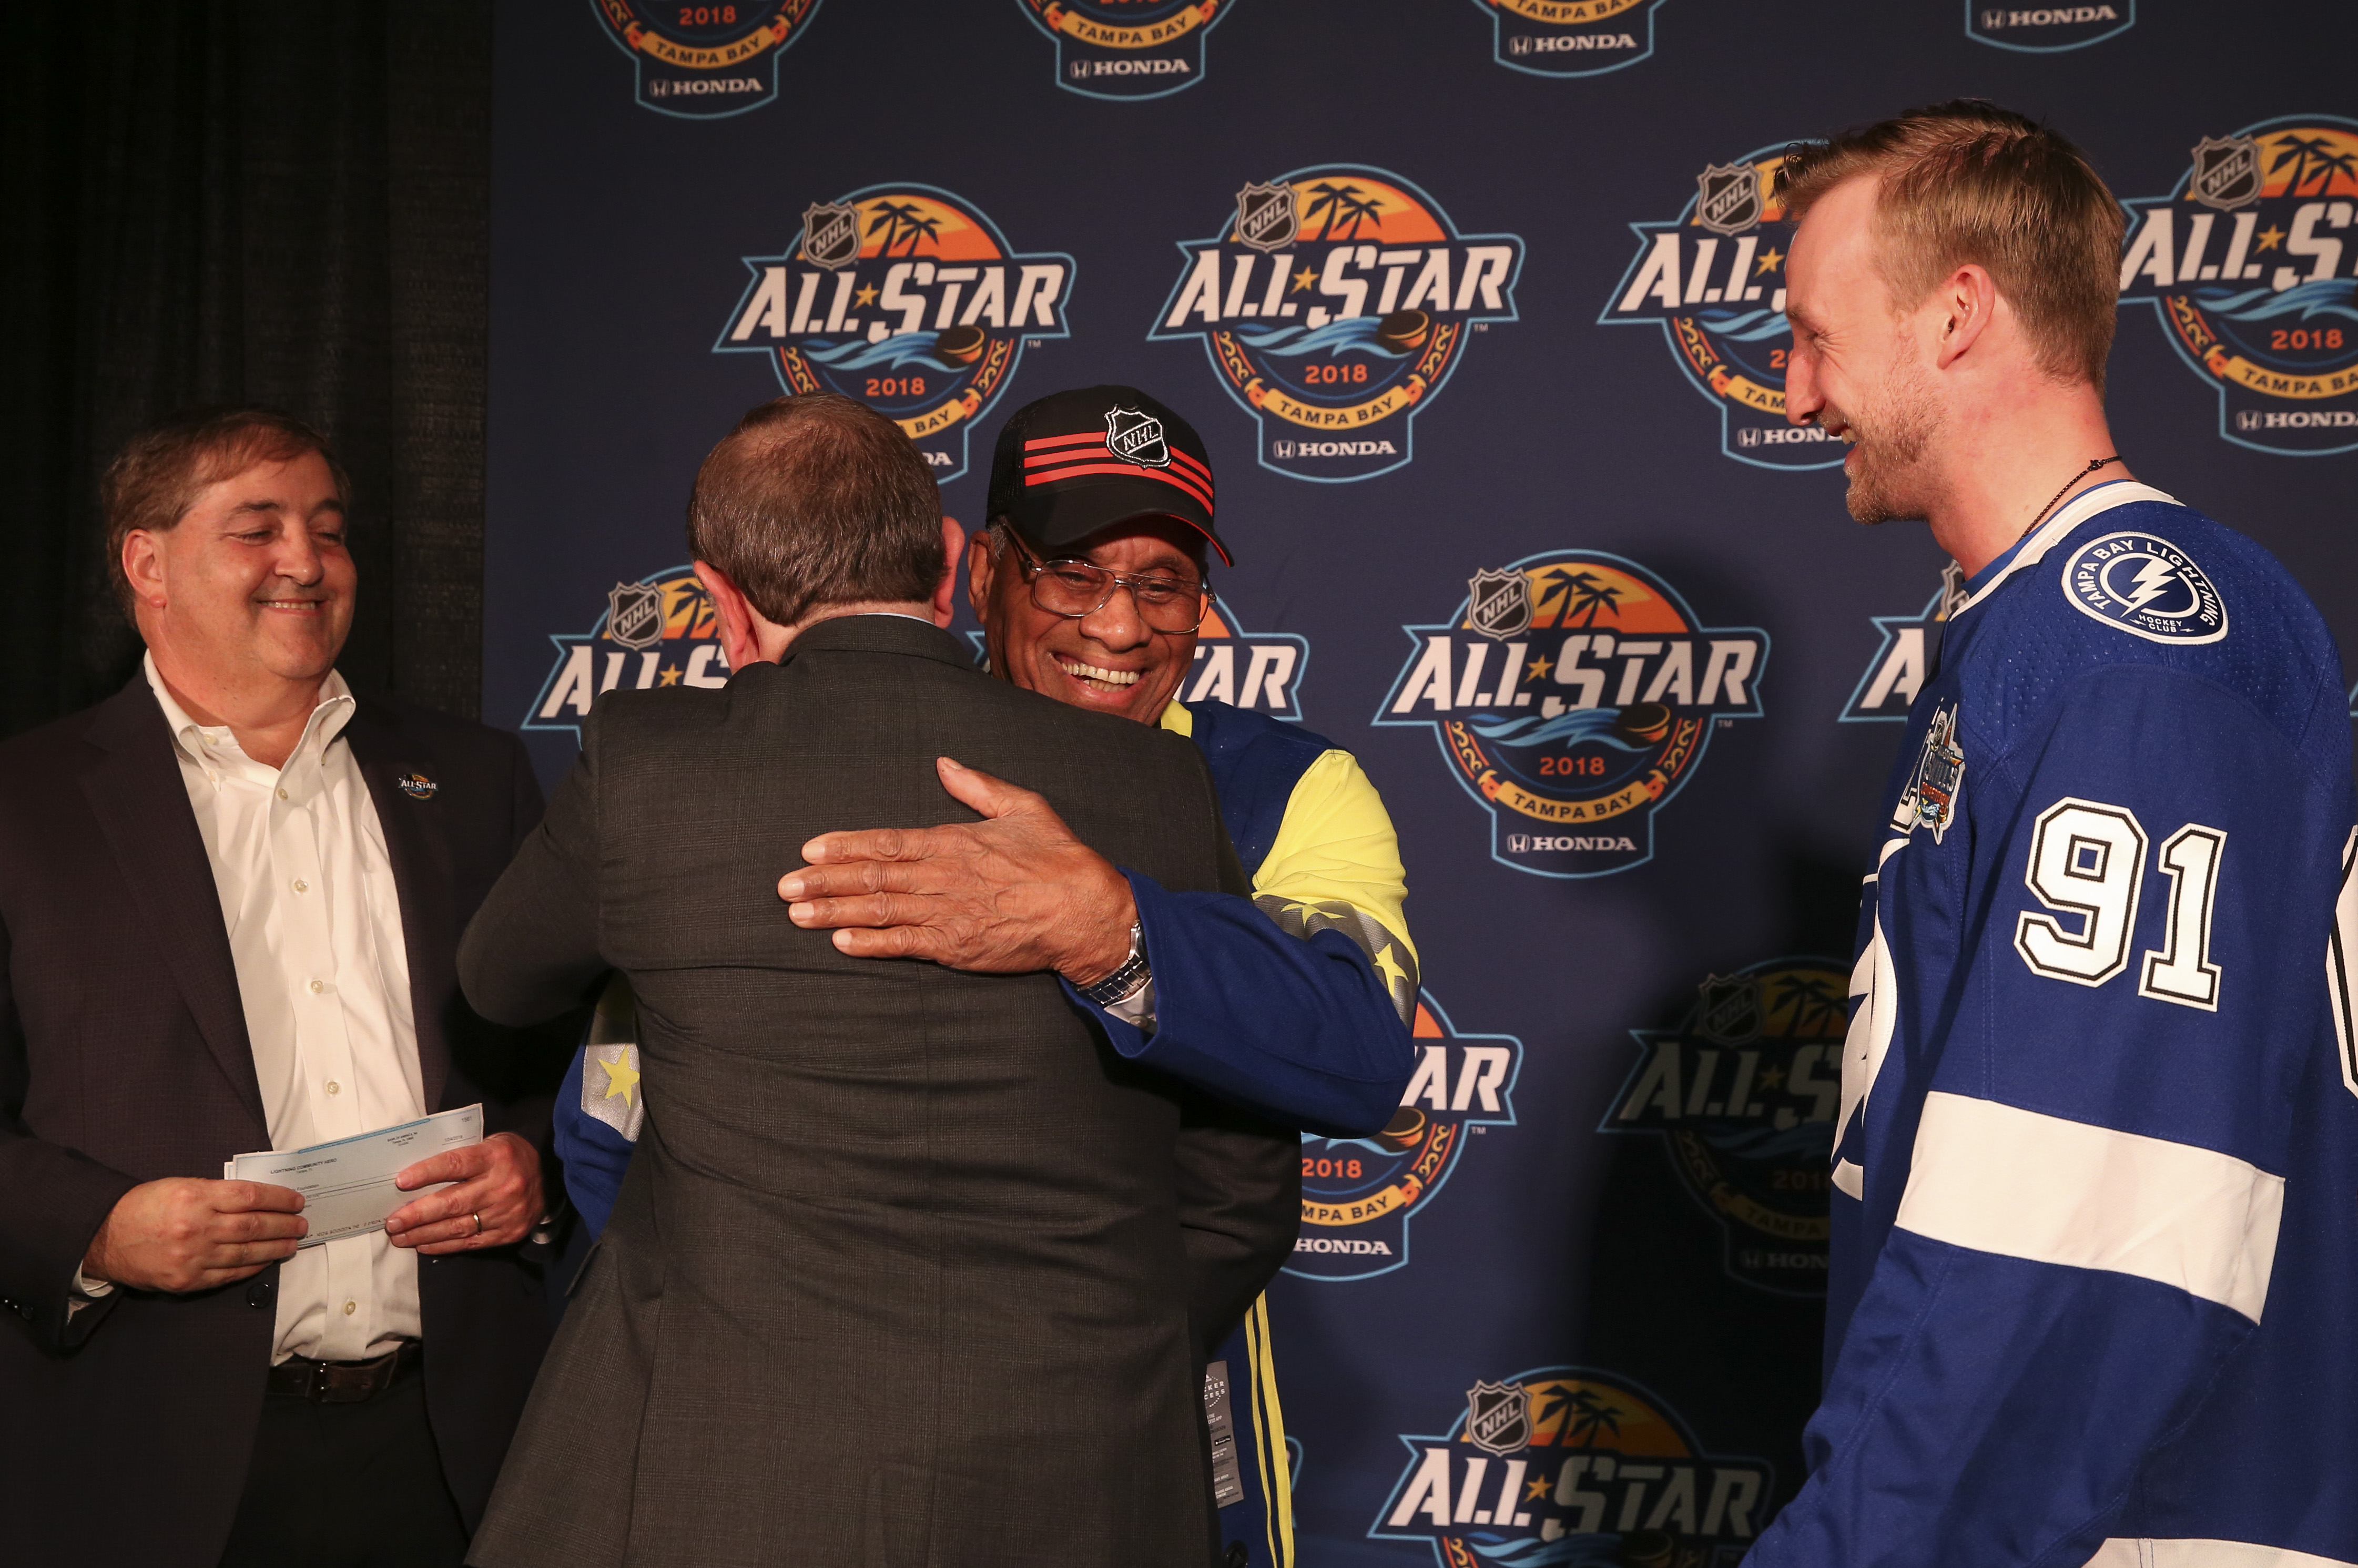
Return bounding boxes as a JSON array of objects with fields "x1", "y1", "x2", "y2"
[{"x1": 458, "y1": 616, "x2": 1298, "y2": 1568}]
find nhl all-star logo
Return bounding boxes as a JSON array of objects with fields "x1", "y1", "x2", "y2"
[
  {"x1": 1019, "y1": 0, "x2": 1232, "y2": 101},
  {"x1": 1289, "y1": 994, "x2": 1519, "y2": 1282},
  {"x1": 2190, "y1": 135, "x2": 2262, "y2": 211},
  {"x1": 1470, "y1": 0, "x2": 1668, "y2": 79},
  {"x1": 1374, "y1": 1366, "x2": 1774, "y2": 1559},
  {"x1": 2118, "y1": 116, "x2": 2358, "y2": 455},
  {"x1": 717, "y1": 184, "x2": 1075, "y2": 482},
  {"x1": 1603, "y1": 957, "x2": 1847, "y2": 1295},
  {"x1": 605, "y1": 580, "x2": 666, "y2": 650},
  {"x1": 1902, "y1": 701, "x2": 1966, "y2": 841},
  {"x1": 2060, "y1": 532, "x2": 2229, "y2": 645},
  {"x1": 1150, "y1": 166, "x2": 1522, "y2": 483},
  {"x1": 1376, "y1": 551, "x2": 1767, "y2": 880},
  {"x1": 1464, "y1": 1382, "x2": 1529, "y2": 1456},
  {"x1": 1967, "y1": 1, "x2": 2132, "y2": 53},
  {"x1": 1602, "y1": 143, "x2": 1842, "y2": 469},
  {"x1": 1234, "y1": 181, "x2": 1298, "y2": 253},
  {"x1": 1466, "y1": 568, "x2": 1532, "y2": 640},
  {"x1": 527, "y1": 564, "x2": 732, "y2": 742},
  {"x1": 799, "y1": 202, "x2": 860, "y2": 270},
  {"x1": 1695, "y1": 162, "x2": 1762, "y2": 236},
  {"x1": 1105, "y1": 406, "x2": 1171, "y2": 467},
  {"x1": 1694, "y1": 972, "x2": 1762, "y2": 1042},
  {"x1": 587, "y1": 0, "x2": 822, "y2": 118},
  {"x1": 1841, "y1": 560, "x2": 1965, "y2": 722}
]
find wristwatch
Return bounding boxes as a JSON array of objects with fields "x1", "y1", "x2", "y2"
[{"x1": 1080, "y1": 921, "x2": 1152, "y2": 1006}]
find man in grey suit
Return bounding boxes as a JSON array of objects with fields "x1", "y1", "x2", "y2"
[{"x1": 458, "y1": 392, "x2": 1297, "y2": 1567}]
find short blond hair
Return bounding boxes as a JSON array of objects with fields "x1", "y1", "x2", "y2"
[{"x1": 1776, "y1": 101, "x2": 2125, "y2": 393}]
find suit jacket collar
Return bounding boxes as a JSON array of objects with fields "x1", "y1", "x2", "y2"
[
  {"x1": 78, "y1": 679, "x2": 268, "y2": 1132},
  {"x1": 79, "y1": 678, "x2": 462, "y2": 1124},
  {"x1": 785, "y1": 614, "x2": 972, "y2": 669},
  {"x1": 341, "y1": 697, "x2": 457, "y2": 1115}
]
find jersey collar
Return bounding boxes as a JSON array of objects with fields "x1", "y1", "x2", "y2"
[{"x1": 1954, "y1": 481, "x2": 2179, "y2": 617}]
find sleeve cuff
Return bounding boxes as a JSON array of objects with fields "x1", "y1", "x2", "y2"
[
  {"x1": 1062, "y1": 870, "x2": 1163, "y2": 1055},
  {"x1": 70, "y1": 1266, "x2": 115, "y2": 1300}
]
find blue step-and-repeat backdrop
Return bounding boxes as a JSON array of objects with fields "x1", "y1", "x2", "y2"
[{"x1": 487, "y1": 4, "x2": 2357, "y2": 1561}]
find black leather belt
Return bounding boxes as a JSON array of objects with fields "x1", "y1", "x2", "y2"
[{"x1": 266, "y1": 1342, "x2": 421, "y2": 1404}]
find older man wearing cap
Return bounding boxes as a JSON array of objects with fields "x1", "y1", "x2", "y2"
[{"x1": 551, "y1": 385, "x2": 1416, "y2": 1567}]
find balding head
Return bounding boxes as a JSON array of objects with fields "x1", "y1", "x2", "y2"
[{"x1": 686, "y1": 393, "x2": 944, "y2": 627}]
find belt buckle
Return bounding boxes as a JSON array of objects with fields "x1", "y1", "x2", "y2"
[{"x1": 310, "y1": 1346, "x2": 402, "y2": 1404}]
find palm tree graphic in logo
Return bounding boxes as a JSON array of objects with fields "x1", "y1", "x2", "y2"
[
  {"x1": 1561, "y1": 571, "x2": 1625, "y2": 628},
  {"x1": 1766, "y1": 970, "x2": 1848, "y2": 1037},
  {"x1": 867, "y1": 199, "x2": 943, "y2": 257},
  {"x1": 1538, "y1": 1384, "x2": 1626, "y2": 1449},
  {"x1": 1299, "y1": 180, "x2": 1386, "y2": 242},
  {"x1": 2268, "y1": 133, "x2": 2358, "y2": 198}
]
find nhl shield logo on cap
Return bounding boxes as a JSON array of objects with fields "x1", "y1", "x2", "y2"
[
  {"x1": 1466, "y1": 568, "x2": 1533, "y2": 641},
  {"x1": 1104, "y1": 406, "x2": 1172, "y2": 467},
  {"x1": 1465, "y1": 1380, "x2": 1531, "y2": 1455},
  {"x1": 606, "y1": 581, "x2": 666, "y2": 650},
  {"x1": 1233, "y1": 180, "x2": 1298, "y2": 253},
  {"x1": 799, "y1": 201, "x2": 861, "y2": 270}
]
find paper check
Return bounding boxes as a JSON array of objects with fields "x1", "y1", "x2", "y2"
[{"x1": 225, "y1": 1104, "x2": 484, "y2": 1248}]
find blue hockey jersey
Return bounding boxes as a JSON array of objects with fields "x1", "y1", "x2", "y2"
[{"x1": 1750, "y1": 482, "x2": 2358, "y2": 1566}]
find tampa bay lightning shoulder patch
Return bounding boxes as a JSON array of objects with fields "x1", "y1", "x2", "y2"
[{"x1": 2059, "y1": 531, "x2": 2228, "y2": 645}]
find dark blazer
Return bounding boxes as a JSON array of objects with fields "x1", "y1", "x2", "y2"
[
  {"x1": 459, "y1": 616, "x2": 1299, "y2": 1568},
  {"x1": 0, "y1": 677, "x2": 560, "y2": 1568}
]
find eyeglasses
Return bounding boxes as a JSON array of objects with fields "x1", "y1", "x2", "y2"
[{"x1": 1009, "y1": 535, "x2": 1214, "y2": 634}]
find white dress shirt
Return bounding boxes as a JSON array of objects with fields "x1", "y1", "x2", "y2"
[{"x1": 130, "y1": 653, "x2": 429, "y2": 1363}]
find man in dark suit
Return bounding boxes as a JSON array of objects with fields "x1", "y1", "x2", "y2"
[
  {"x1": 459, "y1": 392, "x2": 1297, "y2": 1568},
  {"x1": 0, "y1": 409, "x2": 558, "y2": 1568}
]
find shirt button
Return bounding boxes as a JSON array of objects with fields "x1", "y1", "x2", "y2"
[
  {"x1": 292, "y1": 878, "x2": 309, "y2": 893},
  {"x1": 277, "y1": 787, "x2": 289, "y2": 801},
  {"x1": 342, "y1": 1300, "x2": 357, "y2": 1316},
  {"x1": 309, "y1": 980, "x2": 324, "y2": 994},
  {"x1": 326, "y1": 1080, "x2": 340, "y2": 1096}
]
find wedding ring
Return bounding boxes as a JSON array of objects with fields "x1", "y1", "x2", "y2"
[{"x1": 472, "y1": 1211, "x2": 484, "y2": 1236}]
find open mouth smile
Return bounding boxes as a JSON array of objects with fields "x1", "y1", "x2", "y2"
[{"x1": 1056, "y1": 657, "x2": 1141, "y2": 693}]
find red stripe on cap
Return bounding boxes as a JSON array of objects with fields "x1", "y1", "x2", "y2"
[
  {"x1": 1023, "y1": 431, "x2": 1106, "y2": 452},
  {"x1": 1024, "y1": 449, "x2": 1217, "y2": 511},
  {"x1": 1025, "y1": 445, "x2": 1216, "y2": 510},
  {"x1": 1167, "y1": 447, "x2": 1212, "y2": 484},
  {"x1": 1022, "y1": 443, "x2": 1117, "y2": 467},
  {"x1": 1023, "y1": 462, "x2": 1215, "y2": 515}
]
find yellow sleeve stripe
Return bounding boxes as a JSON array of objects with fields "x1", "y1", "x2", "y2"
[{"x1": 1254, "y1": 748, "x2": 1418, "y2": 965}]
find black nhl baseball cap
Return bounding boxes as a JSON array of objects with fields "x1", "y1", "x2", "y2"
[{"x1": 984, "y1": 385, "x2": 1231, "y2": 567}]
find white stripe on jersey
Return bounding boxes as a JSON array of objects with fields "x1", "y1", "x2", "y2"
[
  {"x1": 1896, "y1": 1092, "x2": 2284, "y2": 1323},
  {"x1": 2087, "y1": 1539, "x2": 2358, "y2": 1568},
  {"x1": 1956, "y1": 482, "x2": 2181, "y2": 617},
  {"x1": 1835, "y1": 839, "x2": 1908, "y2": 1204}
]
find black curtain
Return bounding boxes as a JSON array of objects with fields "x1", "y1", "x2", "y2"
[{"x1": 1, "y1": 1, "x2": 492, "y2": 737}]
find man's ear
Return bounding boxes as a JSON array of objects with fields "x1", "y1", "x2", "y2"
[
  {"x1": 123, "y1": 529, "x2": 168, "y2": 611},
  {"x1": 931, "y1": 515, "x2": 967, "y2": 629},
  {"x1": 965, "y1": 524, "x2": 999, "y2": 620},
  {"x1": 693, "y1": 561, "x2": 773, "y2": 670},
  {"x1": 1933, "y1": 262, "x2": 1998, "y2": 371}
]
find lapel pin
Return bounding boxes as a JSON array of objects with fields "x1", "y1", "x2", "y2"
[{"x1": 398, "y1": 772, "x2": 439, "y2": 801}]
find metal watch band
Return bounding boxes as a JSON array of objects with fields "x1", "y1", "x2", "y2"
[{"x1": 1080, "y1": 921, "x2": 1151, "y2": 1006}]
